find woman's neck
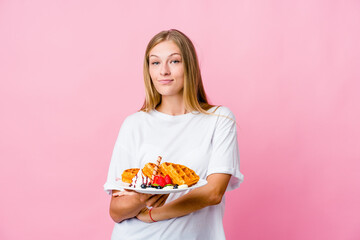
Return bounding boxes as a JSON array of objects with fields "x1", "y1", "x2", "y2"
[{"x1": 156, "y1": 95, "x2": 187, "y2": 116}]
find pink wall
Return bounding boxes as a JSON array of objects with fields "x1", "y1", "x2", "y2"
[{"x1": 1, "y1": 1, "x2": 359, "y2": 239}]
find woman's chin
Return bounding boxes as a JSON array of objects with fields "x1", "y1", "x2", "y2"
[{"x1": 156, "y1": 90, "x2": 184, "y2": 98}]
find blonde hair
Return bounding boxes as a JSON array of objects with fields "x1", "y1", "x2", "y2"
[{"x1": 140, "y1": 29, "x2": 215, "y2": 114}]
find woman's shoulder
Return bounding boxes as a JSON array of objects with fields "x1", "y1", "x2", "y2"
[
  {"x1": 120, "y1": 111, "x2": 148, "y2": 127},
  {"x1": 207, "y1": 105, "x2": 236, "y2": 119},
  {"x1": 125, "y1": 110, "x2": 147, "y2": 120}
]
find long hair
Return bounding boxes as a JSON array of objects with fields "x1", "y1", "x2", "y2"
[{"x1": 140, "y1": 29, "x2": 215, "y2": 114}]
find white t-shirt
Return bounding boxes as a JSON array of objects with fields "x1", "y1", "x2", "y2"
[{"x1": 104, "y1": 106, "x2": 244, "y2": 240}]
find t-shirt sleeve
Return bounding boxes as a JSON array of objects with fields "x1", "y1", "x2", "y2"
[
  {"x1": 103, "y1": 143, "x2": 133, "y2": 195},
  {"x1": 207, "y1": 107, "x2": 244, "y2": 191},
  {"x1": 103, "y1": 117, "x2": 137, "y2": 195}
]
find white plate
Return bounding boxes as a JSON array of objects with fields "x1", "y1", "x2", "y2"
[{"x1": 115, "y1": 179, "x2": 207, "y2": 194}]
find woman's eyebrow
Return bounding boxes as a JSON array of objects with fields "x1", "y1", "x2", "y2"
[{"x1": 149, "y1": 53, "x2": 181, "y2": 58}]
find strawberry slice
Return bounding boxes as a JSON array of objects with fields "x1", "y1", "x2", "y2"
[
  {"x1": 164, "y1": 175, "x2": 172, "y2": 185},
  {"x1": 156, "y1": 176, "x2": 166, "y2": 187},
  {"x1": 153, "y1": 175, "x2": 160, "y2": 184}
]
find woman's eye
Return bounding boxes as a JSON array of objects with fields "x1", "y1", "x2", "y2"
[
  {"x1": 170, "y1": 60, "x2": 180, "y2": 64},
  {"x1": 151, "y1": 62, "x2": 160, "y2": 65}
]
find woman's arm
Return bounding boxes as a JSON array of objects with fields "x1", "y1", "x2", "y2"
[
  {"x1": 109, "y1": 190, "x2": 168, "y2": 223},
  {"x1": 136, "y1": 173, "x2": 231, "y2": 222}
]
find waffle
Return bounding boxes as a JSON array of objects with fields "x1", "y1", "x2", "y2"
[
  {"x1": 142, "y1": 162, "x2": 165, "y2": 179},
  {"x1": 160, "y1": 162, "x2": 199, "y2": 187},
  {"x1": 122, "y1": 162, "x2": 200, "y2": 187},
  {"x1": 121, "y1": 168, "x2": 139, "y2": 183}
]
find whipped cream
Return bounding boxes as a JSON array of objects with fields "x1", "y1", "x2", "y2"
[
  {"x1": 178, "y1": 184, "x2": 188, "y2": 189},
  {"x1": 129, "y1": 170, "x2": 150, "y2": 188}
]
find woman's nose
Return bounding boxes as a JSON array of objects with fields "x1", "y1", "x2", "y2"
[{"x1": 160, "y1": 63, "x2": 170, "y2": 76}]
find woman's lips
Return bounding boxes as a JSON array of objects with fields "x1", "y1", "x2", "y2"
[{"x1": 158, "y1": 79, "x2": 173, "y2": 84}]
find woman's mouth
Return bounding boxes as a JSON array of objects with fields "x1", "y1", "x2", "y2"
[{"x1": 158, "y1": 79, "x2": 173, "y2": 84}]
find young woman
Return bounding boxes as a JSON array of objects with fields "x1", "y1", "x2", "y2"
[{"x1": 104, "y1": 29, "x2": 244, "y2": 240}]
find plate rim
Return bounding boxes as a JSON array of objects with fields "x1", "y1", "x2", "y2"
[{"x1": 118, "y1": 178, "x2": 207, "y2": 194}]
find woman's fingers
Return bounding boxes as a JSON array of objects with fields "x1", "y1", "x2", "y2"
[
  {"x1": 112, "y1": 190, "x2": 168, "y2": 208},
  {"x1": 136, "y1": 208, "x2": 151, "y2": 223},
  {"x1": 139, "y1": 207, "x2": 148, "y2": 214},
  {"x1": 156, "y1": 194, "x2": 169, "y2": 207},
  {"x1": 112, "y1": 189, "x2": 137, "y2": 197},
  {"x1": 138, "y1": 193, "x2": 154, "y2": 203},
  {"x1": 112, "y1": 190, "x2": 154, "y2": 202},
  {"x1": 145, "y1": 194, "x2": 162, "y2": 207},
  {"x1": 146, "y1": 194, "x2": 169, "y2": 207}
]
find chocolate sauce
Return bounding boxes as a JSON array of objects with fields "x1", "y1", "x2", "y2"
[{"x1": 129, "y1": 175, "x2": 138, "y2": 187}]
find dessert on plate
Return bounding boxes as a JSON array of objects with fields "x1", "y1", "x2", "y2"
[{"x1": 120, "y1": 156, "x2": 200, "y2": 190}]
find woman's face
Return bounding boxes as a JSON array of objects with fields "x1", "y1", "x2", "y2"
[{"x1": 148, "y1": 40, "x2": 184, "y2": 97}]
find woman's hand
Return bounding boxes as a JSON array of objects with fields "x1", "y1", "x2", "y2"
[
  {"x1": 112, "y1": 173, "x2": 230, "y2": 223},
  {"x1": 110, "y1": 189, "x2": 160, "y2": 223},
  {"x1": 112, "y1": 190, "x2": 152, "y2": 205},
  {"x1": 113, "y1": 190, "x2": 169, "y2": 208},
  {"x1": 142, "y1": 173, "x2": 231, "y2": 222},
  {"x1": 136, "y1": 194, "x2": 169, "y2": 223},
  {"x1": 136, "y1": 208, "x2": 151, "y2": 222}
]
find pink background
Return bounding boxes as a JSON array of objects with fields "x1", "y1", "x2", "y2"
[{"x1": 1, "y1": 1, "x2": 359, "y2": 239}]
